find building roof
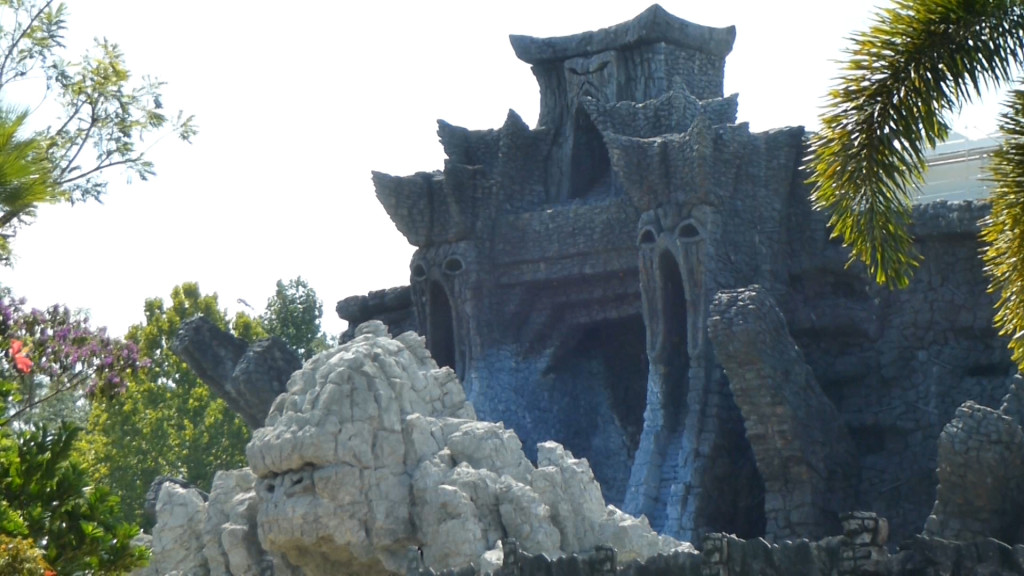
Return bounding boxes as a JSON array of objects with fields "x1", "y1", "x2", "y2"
[{"x1": 509, "y1": 4, "x2": 736, "y2": 65}]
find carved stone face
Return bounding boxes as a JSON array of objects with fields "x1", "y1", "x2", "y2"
[
  {"x1": 245, "y1": 322, "x2": 684, "y2": 574},
  {"x1": 247, "y1": 322, "x2": 476, "y2": 575},
  {"x1": 409, "y1": 242, "x2": 474, "y2": 378},
  {"x1": 564, "y1": 50, "x2": 621, "y2": 109},
  {"x1": 637, "y1": 204, "x2": 713, "y2": 360}
]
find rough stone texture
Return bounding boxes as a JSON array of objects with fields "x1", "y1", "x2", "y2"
[
  {"x1": 141, "y1": 5, "x2": 1024, "y2": 566},
  {"x1": 202, "y1": 469, "x2": 269, "y2": 576},
  {"x1": 418, "y1": 514, "x2": 1024, "y2": 576},
  {"x1": 708, "y1": 285, "x2": 855, "y2": 541},
  {"x1": 135, "y1": 469, "x2": 301, "y2": 576},
  {"x1": 923, "y1": 401, "x2": 1024, "y2": 543},
  {"x1": 243, "y1": 320, "x2": 685, "y2": 575},
  {"x1": 173, "y1": 316, "x2": 301, "y2": 429},
  {"x1": 361, "y1": 4, "x2": 1017, "y2": 548},
  {"x1": 141, "y1": 483, "x2": 208, "y2": 576},
  {"x1": 144, "y1": 476, "x2": 207, "y2": 529},
  {"x1": 337, "y1": 286, "x2": 416, "y2": 343}
]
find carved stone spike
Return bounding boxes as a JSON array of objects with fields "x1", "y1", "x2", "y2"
[
  {"x1": 709, "y1": 285, "x2": 856, "y2": 541},
  {"x1": 172, "y1": 316, "x2": 300, "y2": 429}
]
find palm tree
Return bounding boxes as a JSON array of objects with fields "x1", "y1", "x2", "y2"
[
  {"x1": 0, "y1": 106, "x2": 61, "y2": 264},
  {"x1": 807, "y1": 0, "x2": 1024, "y2": 366}
]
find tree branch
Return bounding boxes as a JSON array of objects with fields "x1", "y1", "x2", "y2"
[
  {"x1": 0, "y1": 0, "x2": 54, "y2": 90},
  {"x1": 58, "y1": 156, "x2": 136, "y2": 186},
  {"x1": 45, "y1": 95, "x2": 88, "y2": 153},
  {"x1": 57, "y1": 107, "x2": 97, "y2": 181},
  {"x1": 6, "y1": 371, "x2": 89, "y2": 423}
]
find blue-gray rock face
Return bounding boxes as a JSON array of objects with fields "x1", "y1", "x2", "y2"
[
  {"x1": 361, "y1": 3, "x2": 1018, "y2": 549},
  {"x1": 169, "y1": 4, "x2": 1020, "y2": 560}
]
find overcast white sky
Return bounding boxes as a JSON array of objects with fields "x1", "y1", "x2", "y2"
[{"x1": 0, "y1": 1, "x2": 1004, "y2": 337}]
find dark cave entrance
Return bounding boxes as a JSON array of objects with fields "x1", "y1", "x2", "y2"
[
  {"x1": 573, "y1": 315, "x2": 649, "y2": 454},
  {"x1": 568, "y1": 109, "x2": 611, "y2": 200},
  {"x1": 656, "y1": 251, "x2": 765, "y2": 539},
  {"x1": 427, "y1": 281, "x2": 457, "y2": 373},
  {"x1": 543, "y1": 314, "x2": 649, "y2": 505},
  {"x1": 658, "y1": 251, "x2": 689, "y2": 428}
]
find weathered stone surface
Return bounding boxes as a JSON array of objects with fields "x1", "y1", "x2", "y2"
[
  {"x1": 245, "y1": 321, "x2": 686, "y2": 575},
  {"x1": 173, "y1": 316, "x2": 301, "y2": 429},
  {"x1": 144, "y1": 476, "x2": 207, "y2": 530},
  {"x1": 202, "y1": 469, "x2": 265, "y2": 576},
  {"x1": 364, "y1": 0, "x2": 1016, "y2": 547},
  {"x1": 709, "y1": 285, "x2": 855, "y2": 541},
  {"x1": 336, "y1": 286, "x2": 416, "y2": 343},
  {"x1": 143, "y1": 6, "x2": 1024, "y2": 570},
  {"x1": 142, "y1": 483, "x2": 209, "y2": 576},
  {"x1": 136, "y1": 469, "x2": 301, "y2": 576},
  {"x1": 923, "y1": 401, "x2": 1024, "y2": 542}
]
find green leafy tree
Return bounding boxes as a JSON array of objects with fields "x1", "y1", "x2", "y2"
[
  {"x1": 1, "y1": 423, "x2": 147, "y2": 573},
  {"x1": 261, "y1": 276, "x2": 334, "y2": 361},
  {"x1": 79, "y1": 283, "x2": 265, "y2": 527},
  {"x1": 0, "y1": 0, "x2": 195, "y2": 263},
  {"x1": 1, "y1": 321, "x2": 147, "y2": 573},
  {"x1": 807, "y1": 0, "x2": 1024, "y2": 365},
  {"x1": 0, "y1": 534, "x2": 52, "y2": 575}
]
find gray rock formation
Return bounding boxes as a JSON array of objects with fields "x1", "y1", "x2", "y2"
[
  {"x1": 139, "y1": 483, "x2": 207, "y2": 576},
  {"x1": 708, "y1": 286, "x2": 855, "y2": 540},
  {"x1": 144, "y1": 6, "x2": 1024, "y2": 567},
  {"x1": 144, "y1": 476, "x2": 207, "y2": 530},
  {"x1": 923, "y1": 401, "x2": 1024, "y2": 543},
  {"x1": 134, "y1": 469, "x2": 301, "y2": 576},
  {"x1": 245, "y1": 320, "x2": 686, "y2": 575},
  {"x1": 414, "y1": 511, "x2": 1024, "y2": 576},
  {"x1": 362, "y1": 3, "x2": 1016, "y2": 547},
  {"x1": 336, "y1": 286, "x2": 416, "y2": 343},
  {"x1": 172, "y1": 316, "x2": 301, "y2": 429}
]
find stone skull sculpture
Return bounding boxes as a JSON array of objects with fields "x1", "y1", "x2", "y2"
[{"x1": 246, "y1": 321, "x2": 686, "y2": 575}]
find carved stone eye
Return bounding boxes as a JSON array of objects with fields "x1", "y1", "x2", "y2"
[
  {"x1": 637, "y1": 227, "x2": 657, "y2": 246},
  {"x1": 443, "y1": 256, "x2": 465, "y2": 275},
  {"x1": 411, "y1": 262, "x2": 428, "y2": 281},
  {"x1": 676, "y1": 221, "x2": 701, "y2": 240}
]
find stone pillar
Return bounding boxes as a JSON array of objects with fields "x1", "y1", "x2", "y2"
[
  {"x1": 591, "y1": 545, "x2": 617, "y2": 575},
  {"x1": 709, "y1": 286, "x2": 855, "y2": 540},
  {"x1": 924, "y1": 401, "x2": 1024, "y2": 542},
  {"x1": 839, "y1": 512, "x2": 889, "y2": 575},
  {"x1": 701, "y1": 533, "x2": 729, "y2": 576}
]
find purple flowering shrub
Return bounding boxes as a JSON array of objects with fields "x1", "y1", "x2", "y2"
[
  {"x1": 0, "y1": 293, "x2": 146, "y2": 425},
  {"x1": 0, "y1": 290, "x2": 150, "y2": 572}
]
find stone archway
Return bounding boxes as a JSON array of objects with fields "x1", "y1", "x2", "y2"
[
  {"x1": 656, "y1": 250, "x2": 689, "y2": 430},
  {"x1": 427, "y1": 281, "x2": 456, "y2": 373}
]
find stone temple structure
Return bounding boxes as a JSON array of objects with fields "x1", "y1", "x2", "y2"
[
  {"x1": 354, "y1": 4, "x2": 1017, "y2": 547},
  {"x1": 152, "y1": 5, "x2": 1024, "y2": 574}
]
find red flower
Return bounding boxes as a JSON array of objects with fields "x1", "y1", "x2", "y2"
[{"x1": 9, "y1": 339, "x2": 32, "y2": 374}]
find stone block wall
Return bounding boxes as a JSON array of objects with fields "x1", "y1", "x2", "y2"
[
  {"x1": 414, "y1": 515, "x2": 1024, "y2": 576},
  {"x1": 783, "y1": 200, "x2": 1013, "y2": 543}
]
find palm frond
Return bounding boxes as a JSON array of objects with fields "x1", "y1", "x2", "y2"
[
  {"x1": 982, "y1": 88, "x2": 1024, "y2": 366},
  {"x1": 807, "y1": 0, "x2": 1024, "y2": 287},
  {"x1": 0, "y1": 105, "x2": 62, "y2": 263}
]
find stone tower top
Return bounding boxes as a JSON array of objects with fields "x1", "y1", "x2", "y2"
[
  {"x1": 509, "y1": 4, "x2": 735, "y2": 64},
  {"x1": 509, "y1": 4, "x2": 736, "y2": 128}
]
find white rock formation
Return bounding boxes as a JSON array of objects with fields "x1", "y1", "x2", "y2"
[
  {"x1": 138, "y1": 483, "x2": 208, "y2": 576},
  {"x1": 247, "y1": 321, "x2": 687, "y2": 575},
  {"x1": 134, "y1": 470, "x2": 302, "y2": 576},
  {"x1": 202, "y1": 469, "x2": 263, "y2": 575},
  {"x1": 142, "y1": 321, "x2": 689, "y2": 575}
]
